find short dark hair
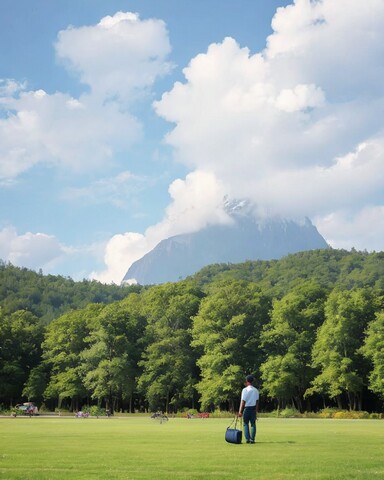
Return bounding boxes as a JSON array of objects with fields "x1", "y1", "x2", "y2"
[{"x1": 246, "y1": 375, "x2": 254, "y2": 384}]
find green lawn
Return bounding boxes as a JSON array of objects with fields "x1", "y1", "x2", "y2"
[{"x1": 0, "y1": 416, "x2": 383, "y2": 479}]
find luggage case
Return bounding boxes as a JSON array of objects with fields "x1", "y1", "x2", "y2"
[{"x1": 225, "y1": 416, "x2": 242, "y2": 444}]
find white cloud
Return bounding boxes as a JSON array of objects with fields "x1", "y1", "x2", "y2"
[
  {"x1": 92, "y1": 170, "x2": 230, "y2": 283},
  {"x1": 0, "y1": 79, "x2": 26, "y2": 96},
  {"x1": 316, "y1": 206, "x2": 384, "y2": 252},
  {"x1": 93, "y1": 0, "x2": 384, "y2": 283},
  {"x1": 61, "y1": 170, "x2": 150, "y2": 208},
  {"x1": 91, "y1": 232, "x2": 150, "y2": 284},
  {"x1": 0, "y1": 11, "x2": 173, "y2": 181},
  {"x1": 0, "y1": 226, "x2": 65, "y2": 271},
  {"x1": 3, "y1": 2, "x2": 384, "y2": 284},
  {"x1": 248, "y1": 140, "x2": 384, "y2": 218},
  {"x1": 155, "y1": 170, "x2": 230, "y2": 236},
  {"x1": 151, "y1": 0, "x2": 384, "y2": 231},
  {"x1": 266, "y1": 0, "x2": 384, "y2": 99},
  {"x1": 0, "y1": 88, "x2": 141, "y2": 178},
  {"x1": 0, "y1": 226, "x2": 109, "y2": 280},
  {"x1": 55, "y1": 11, "x2": 173, "y2": 102},
  {"x1": 275, "y1": 84, "x2": 325, "y2": 113}
]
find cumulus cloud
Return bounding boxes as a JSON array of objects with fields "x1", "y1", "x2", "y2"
[
  {"x1": 92, "y1": 171, "x2": 230, "y2": 283},
  {"x1": 275, "y1": 84, "x2": 325, "y2": 113},
  {"x1": 91, "y1": 232, "x2": 150, "y2": 284},
  {"x1": 55, "y1": 11, "x2": 173, "y2": 102},
  {"x1": 61, "y1": 170, "x2": 150, "y2": 208},
  {"x1": 95, "y1": 0, "x2": 384, "y2": 283},
  {"x1": 3, "y1": 2, "x2": 384, "y2": 284},
  {"x1": 316, "y1": 206, "x2": 384, "y2": 252},
  {"x1": 150, "y1": 0, "x2": 384, "y2": 236},
  {"x1": 0, "y1": 87, "x2": 141, "y2": 178},
  {"x1": 0, "y1": 226, "x2": 65, "y2": 271},
  {"x1": 0, "y1": 11, "x2": 172, "y2": 181},
  {"x1": 248, "y1": 140, "x2": 384, "y2": 218},
  {"x1": 0, "y1": 225, "x2": 108, "y2": 280}
]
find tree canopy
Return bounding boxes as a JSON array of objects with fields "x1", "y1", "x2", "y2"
[{"x1": 1, "y1": 249, "x2": 384, "y2": 413}]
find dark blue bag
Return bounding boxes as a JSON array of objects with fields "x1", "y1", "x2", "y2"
[{"x1": 225, "y1": 416, "x2": 242, "y2": 444}]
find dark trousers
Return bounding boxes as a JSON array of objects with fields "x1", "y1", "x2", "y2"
[{"x1": 243, "y1": 406, "x2": 256, "y2": 442}]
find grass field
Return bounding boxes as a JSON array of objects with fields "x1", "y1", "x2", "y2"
[{"x1": 0, "y1": 416, "x2": 383, "y2": 479}]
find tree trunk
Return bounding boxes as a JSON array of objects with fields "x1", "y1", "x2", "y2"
[
  {"x1": 294, "y1": 395, "x2": 303, "y2": 413},
  {"x1": 346, "y1": 391, "x2": 352, "y2": 411},
  {"x1": 358, "y1": 392, "x2": 362, "y2": 411},
  {"x1": 165, "y1": 390, "x2": 169, "y2": 414}
]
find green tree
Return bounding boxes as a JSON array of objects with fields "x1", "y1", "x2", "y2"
[
  {"x1": 22, "y1": 364, "x2": 48, "y2": 403},
  {"x1": 81, "y1": 295, "x2": 144, "y2": 413},
  {"x1": 260, "y1": 283, "x2": 327, "y2": 411},
  {"x1": 42, "y1": 304, "x2": 103, "y2": 410},
  {"x1": 360, "y1": 310, "x2": 384, "y2": 398},
  {"x1": 0, "y1": 261, "x2": 140, "y2": 323},
  {"x1": 307, "y1": 289, "x2": 377, "y2": 410},
  {"x1": 191, "y1": 280, "x2": 271, "y2": 411},
  {"x1": 0, "y1": 309, "x2": 44, "y2": 406},
  {"x1": 137, "y1": 282, "x2": 202, "y2": 413}
]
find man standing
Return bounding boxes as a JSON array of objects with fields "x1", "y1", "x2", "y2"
[{"x1": 238, "y1": 375, "x2": 259, "y2": 444}]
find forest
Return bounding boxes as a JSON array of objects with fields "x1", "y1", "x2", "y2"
[{"x1": 0, "y1": 248, "x2": 384, "y2": 414}]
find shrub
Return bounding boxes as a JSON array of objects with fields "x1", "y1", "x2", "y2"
[
  {"x1": 185, "y1": 409, "x2": 199, "y2": 416},
  {"x1": 301, "y1": 411, "x2": 318, "y2": 418},
  {"x1": 39, "y1": 403, "x2": 49, "y2": 413},
  {"x1": 333, "y1": 411, "x2": 349, "y2": 419},
  {"x1": 89, "y1": 406, "x2": 105, "y2": 417},
  {"x1": 350, "y1": 411, "x2": 369, "y2": 419},
  {"x1": 209, "y1": 410, "x2": 233, "y2": 418},
  {"x1": 271, "y1": 408, "x2": 301, "y2": 418},
  {"x1": 321, "y1": 409, "x2": 371, "y2": 419},
  {"x1": 318, "y1": 408, "x2": 339, "y2": 418},
  {"x1": 369, "y1": 413, "x2": 382, "y2": 419}
]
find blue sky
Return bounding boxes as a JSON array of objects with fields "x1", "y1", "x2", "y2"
[{"x1": 1, "y1": 0, "x2": 384, "y2": 283}]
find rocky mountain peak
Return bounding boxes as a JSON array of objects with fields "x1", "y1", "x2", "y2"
[{"x1": 122, "y1": 200, "x2": 329, "y2": 285}]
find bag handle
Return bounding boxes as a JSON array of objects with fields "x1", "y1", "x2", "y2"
[{"x1": 227, "y1": 414, "x2": 242, "y2": 430}]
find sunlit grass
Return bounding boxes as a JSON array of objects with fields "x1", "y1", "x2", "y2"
[{"x1": 0, "y1": 416, "x2": 383, "y2": 479}]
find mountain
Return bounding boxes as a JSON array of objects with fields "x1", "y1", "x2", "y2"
[{"x1": 122, "y1": 204, "x2": 329, "y2": 285}]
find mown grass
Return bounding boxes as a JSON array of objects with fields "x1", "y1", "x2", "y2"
[{"x1": 0, "y1": 416, "x2": 383, "y2": 479}]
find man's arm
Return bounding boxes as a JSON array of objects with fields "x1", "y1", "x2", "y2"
[{"x1": 238, "y1": 400, "x2": 246, "y2": 417}]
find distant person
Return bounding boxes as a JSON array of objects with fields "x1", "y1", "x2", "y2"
[{"x1": 238, "y1": 375, "x2": 259, "y2": 444}]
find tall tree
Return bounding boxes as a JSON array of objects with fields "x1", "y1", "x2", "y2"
[
  {"x1": 307, "y1": 289, "x2": 377, "y2": 410},
  {"x1": 0, "y1": 309, "x2": 44, "y2": 406},
  {"x1": 81, "y1": 295, "x2": 145, "y2": 413},
  {"x1": 360, "y1": 310, "x2": 384, "y2": 399},
  {"x1": 42, "y1": 304, "x2": 103, "y2": 410},
  {"x1": 191, "y1": 280, "x2": 271, "y2": 411},
  {"x1": 22, "y1": 364, "x2": 48, "y2": 403},
  {"x1": 260, "y1": 282, "x2": 327, "y2": 411},
  {"x1": 137, "y1": 282, "x2": 202, "y2": 412}
]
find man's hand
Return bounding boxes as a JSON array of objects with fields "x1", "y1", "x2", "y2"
[{"x1": 238, "y1": 412, "x2": 243, "y2": 417}]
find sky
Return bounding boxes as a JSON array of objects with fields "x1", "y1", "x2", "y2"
[{"x1": 1, "y1": 0, "x2": 384, "y2": 284}]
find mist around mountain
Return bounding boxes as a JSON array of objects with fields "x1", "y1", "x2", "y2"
[{"x1": 123, "y1": 201, "x2": 329, "y2": 285}]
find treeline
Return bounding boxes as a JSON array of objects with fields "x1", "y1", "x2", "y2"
[
  {"x1": 0, "y1": 261, "x2": 142, "y2": 323},
  {"x1": 0, "y1": 249, "x2": 384, "y2": 414}
]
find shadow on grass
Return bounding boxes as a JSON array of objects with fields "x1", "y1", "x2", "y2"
[{"x1": 254, "y1": 441, "x2": 296, "y2": 444}]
